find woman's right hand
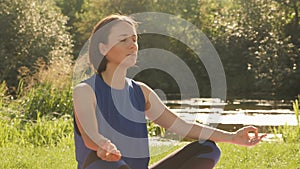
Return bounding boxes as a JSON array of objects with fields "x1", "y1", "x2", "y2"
[{"x1": 97, "y1": 140, "x2": 122, "y2": 161}]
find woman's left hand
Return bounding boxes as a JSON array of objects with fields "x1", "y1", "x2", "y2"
[
  {"x1": 231, "y1": 126, "x2": 267, "y2": 146},
  {"x1": 97, "y1": 140, "x2": 121, "y2": 161}
]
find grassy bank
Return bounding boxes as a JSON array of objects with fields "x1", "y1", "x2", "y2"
[
  {"x1": 0, "y1": 102, "x2": 299, "y2": 168},
  {"x1": 0, "y1": 80, "x2": 299, "y2": 168},
  {"x1": 0, "y1": 114, "x2": 299, "y2": 169},
  {"x1": 0, "y1": 140, "x2": 299, "y2": 169}
]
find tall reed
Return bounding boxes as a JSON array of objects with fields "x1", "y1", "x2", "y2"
[
  {"x1": 0, "y1": 81, "x2": 8, "y2": 109},
  {"x1": 293, "y1": 95, "x2": 299, "y2": 125},
  {"x1": 273, "y1": 95, "x2": 300, "y2": 142}
]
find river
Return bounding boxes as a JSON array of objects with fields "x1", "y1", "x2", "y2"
[{"x1": 163, "y1": 98, "x2": 298, "y2": 132}]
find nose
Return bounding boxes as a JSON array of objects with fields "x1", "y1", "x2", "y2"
[
  {"x1": 129, "y1": 40, "x2": 138, "y2": 52},
  {"x1": 129, "y1": 41, "x2": 138, "y2": 51}
]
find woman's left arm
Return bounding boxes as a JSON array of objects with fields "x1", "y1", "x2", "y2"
[{"x1": 137, "y1": 82, "x2": 266, "y2": 146}]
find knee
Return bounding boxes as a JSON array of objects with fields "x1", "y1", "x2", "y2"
[{"x1": 198, "y1": 140, "x2": 221, "y2": 164}]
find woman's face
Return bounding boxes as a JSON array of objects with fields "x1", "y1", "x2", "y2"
[{"x1": 101, "y1": 21, "x2": 138, "y2": 68}]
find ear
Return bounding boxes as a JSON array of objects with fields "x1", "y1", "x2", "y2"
[{"x1": 99, "y1": 43, "x2": 108, "y2": 56}]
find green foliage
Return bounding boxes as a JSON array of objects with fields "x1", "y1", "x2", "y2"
[
  {"x1": 41, "y1": 0, "x2": 300, "y2": 99},
  {"x1": 0, "y1": 114, "x2": 73, "y2": 147},
  {"x1": 54, "y1": 0, "x2": 84, "y2": 56},
  {"x1": 0, "y1": 0, "x2": 299, "y2": 99},
  {"x1": 293, "y1": 95, "x2": 300, "y2": 125},
  {"x1": 0, "y1": 82, "x2": 8, "y2": 109},
  {"x1": 0, "y1": 0, "x2": 73, "y2": 90},
  {"x1": 273, "y1": 124, "x2": 300, "y2": 143},
  {"x1": 272, "y1": 96, "x2": 300, "y2": 143},
  {"x1": 147, "y1": 120, "x2": 166, "y2": 137},
  {"x1": 20, "y1": 82, "x2": 73, "y2": 120},
  {"x1": 244, "y1": 0, "x2": 298, "y2": 95},
  {"x1": 73, "y1": 0, "x2": 109, "y2": 53},
  {"x1": 54, "y1": 0, "x2": 84, "y2": 27},
  {"x1": 211, "y1": 0, "x2": 300, "y2": 98}
]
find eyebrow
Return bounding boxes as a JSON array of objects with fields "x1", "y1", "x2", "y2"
[
  {"x1": 118, "y1": 34, "x2": 137, "y2": 37},
  {"x1": 118, "y1": 34, "x2": 128, "y2": 37}
]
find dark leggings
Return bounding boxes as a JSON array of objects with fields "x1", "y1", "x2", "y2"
[
  {"x1": 150, "y1": 140, "x2": 221, "y2": 169},
  {"x1": 82, "y1": 140, "x2": 221, "y2": 169}
]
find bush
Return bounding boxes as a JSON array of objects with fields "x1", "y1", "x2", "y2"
[{"x1": 19, "y1": 82, "x2": 73, "y2": 120}]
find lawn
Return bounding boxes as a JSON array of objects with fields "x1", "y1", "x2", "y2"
[
  {"x1": 0, "y1": 141, "x2": 299, "y2": 169},
  {"x1": 216, "y1": 142, "x2": 300, "y2": 169}
]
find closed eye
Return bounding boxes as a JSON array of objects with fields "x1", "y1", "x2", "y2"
[
  {"x1": 120, "y1": 38, "x2": 127, "y2": 42},
  {"x1": 119, "y1": 35, "x2": 137, "y2": 43}
]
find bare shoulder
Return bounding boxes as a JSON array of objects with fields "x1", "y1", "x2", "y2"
[
  {"x1": 73, "y1": 83, "x2": 94, "y2": 96},
  {"x1": 135, "y1": 81, "x2": 152, "y2": 94}
]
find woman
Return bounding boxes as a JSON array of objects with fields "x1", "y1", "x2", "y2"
[{"x1": 73, "y1": 14, "x2": 266, "y2": 169}]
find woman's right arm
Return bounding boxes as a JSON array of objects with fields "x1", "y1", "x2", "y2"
[{"x1": 73, "y1": 83, "x2": 121, "y2": 161}]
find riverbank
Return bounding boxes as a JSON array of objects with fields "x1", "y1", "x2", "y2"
[
  {"x1": 0, "y1": 96, "x2": 298, "y2": 168},
  {"x1": 0, "y1": 114, "x2": 298, "y2": 169}
]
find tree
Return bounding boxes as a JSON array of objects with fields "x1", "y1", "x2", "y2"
[
  {"x1": 73, "y1": 0, "x2": 299, "y2": 98},
  {"x1": 74, "y1": 0, "x2": 224, "y2": 98},
  {"x1": 0, "y1": 0, "x2": 73, "y2": 92},
  {"x1": 210, "y1": 0, "x2": 300, "y2": 98},
  {"x1": 54, "y1": 0, "x2": 84, "y2": 56}
]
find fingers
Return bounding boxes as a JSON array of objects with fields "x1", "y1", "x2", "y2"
[
  {"x1": 247, "y1": 133, "x2": 267, "y2": 146},
  {"x1": 234, "y1": 126, "x2": 267, "y2": 147},
  {"x1": 97, "y1": 148, "x2": 121, "y2": 161},
  {"x1": 243, "y1": 126, "x2": 258, "y2": 136},
  {"x1": 248, "y1": 138, "x2": 259, "y2": 146},
  {"x1": 97, "y1": 147, "x2": 107, "y2": 158},
  {"x1": 249, "y1": 134, "x2": 266, "y2": 145},
  {"x1": 97, "y1": 149, "x2": 121, "y2": 161},
  {"x1": 259, "y1": 133, "x2": 267, "y2": 140},
  {"x1": 97, "y1": 140, "x2": 122, "y2": 161}
]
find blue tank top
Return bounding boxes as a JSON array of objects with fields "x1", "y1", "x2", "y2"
[{"x1": 74, "y1": 74, "x2": 150, "y2": 169}]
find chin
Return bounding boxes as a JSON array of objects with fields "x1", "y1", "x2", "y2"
[
  {"x1": 118, "y1": 61, "x2": 136, "y2": 69},
  {"x1": 125, "y1": 61, "x2": 137, "y2": 68},
  {"x1": 123, "y1": 55, "x2": 137, "y2": 67}
]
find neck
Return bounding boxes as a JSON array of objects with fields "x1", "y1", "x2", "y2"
[{"x1": 100, "y1": 63, "x2": 127, "y2": 89}]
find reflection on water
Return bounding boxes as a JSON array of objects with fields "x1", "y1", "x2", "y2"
[
  {"x1": 177, "y1": 112, "x2": 297, "y2": 126},
  {"x1": 164, "y1": 98, "x2": 298, "y2": 128}
]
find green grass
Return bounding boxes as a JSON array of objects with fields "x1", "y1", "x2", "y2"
[
  {"x1": 216, "y1": 142, "x2": 300, "y2": 169},
  {"x1": 0, "y1": 114, "x2": 73, "y2": 147},
  {"x1": 0, "y1": 103, "x2": 299, "y2": 169},
  {"x1": 0, "y1": 144, "x2": 76, "y2": 169},
  {"x1": 0, "y1": 111, "x2": 299, "y2": 168},
  {"x1": 149, "y1": 142, "x2": 189, "y2": 165},
  {"x1": 0, "y1": 141, "x2": 299, "y2": 169},
  {"x1": 0, "y1": 114, "x2": 76, "y2": 169},
  {"x1": 0, "y1": 81, "x2": 299, "y2": 168}
]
